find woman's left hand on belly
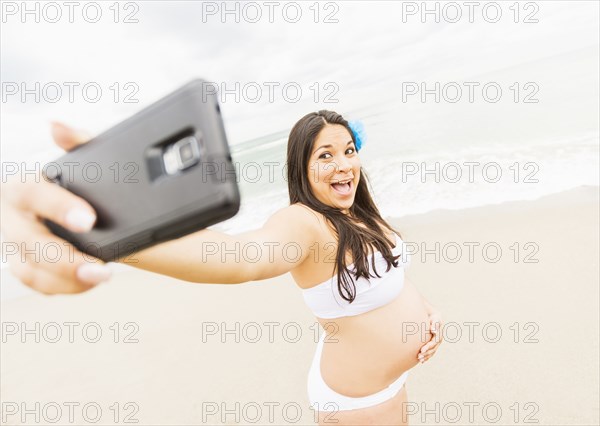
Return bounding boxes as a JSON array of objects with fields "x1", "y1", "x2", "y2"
[{"x1": 417, "y1": 311, "x2": 443, "y2": 364}]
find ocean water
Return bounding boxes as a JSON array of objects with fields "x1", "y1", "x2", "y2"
[{"x1": 211, "y1": 119, "x2": 599, "y2": 235}]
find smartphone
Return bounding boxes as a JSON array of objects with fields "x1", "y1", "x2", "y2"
[{"x1": 42, "y1": 79, "x2": 241, "y2": 262}]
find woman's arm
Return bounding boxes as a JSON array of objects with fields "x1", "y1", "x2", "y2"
[
  {"x1": 1, "y1": 124, "x2": 321, "y2": 294},
  {"x1": 120, "y1": 204, "x2": 320, "y2": 285}
]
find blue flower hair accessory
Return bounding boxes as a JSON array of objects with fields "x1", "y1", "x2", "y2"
[{"x1": 348, "y1": 120, "x2": 366, "y2": 152}]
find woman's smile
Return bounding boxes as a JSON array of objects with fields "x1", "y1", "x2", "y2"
[{"x1": 330, "y1": 177, "x2": 354, "y2": 197}]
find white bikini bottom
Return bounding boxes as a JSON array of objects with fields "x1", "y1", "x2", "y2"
[{"x1": 307, "y1": 332, "x2": 410, "y2": 412}]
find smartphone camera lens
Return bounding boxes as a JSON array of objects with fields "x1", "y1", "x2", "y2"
[
  {"x1": 163, "y1": 135, "x2": 201, "y2": 175},
  {"x1": 179, "y1": 143, "x2": 194, "y2": 163}
]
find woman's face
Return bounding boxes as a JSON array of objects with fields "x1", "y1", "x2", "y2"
[{"x1": 307, "y1": 124, "x2": 361, "y2": 214}]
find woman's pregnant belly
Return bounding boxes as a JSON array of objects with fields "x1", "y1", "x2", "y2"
[{"x1": 318, "y1": 277, "x2": 433, "y2": 397}]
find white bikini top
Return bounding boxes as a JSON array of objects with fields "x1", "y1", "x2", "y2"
[{"x1": 301, "y1": 233, "x2": 411, "y2": 319}]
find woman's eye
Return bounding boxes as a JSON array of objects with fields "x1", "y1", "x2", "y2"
[{"x1": 319, "y1": 148, "x2": 354, "y2": 159}]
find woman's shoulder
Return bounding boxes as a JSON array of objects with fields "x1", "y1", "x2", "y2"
[
  {"x1": 287, "y1": 203, "x2": 328, "y2": 228},
  {"x1": 290, "y1": 203, "x2": 333, "y2": 229},
  {"x1": 265, "y1": 203, "x2": 325, "y2": 237},
  {"x1": 289, "y1": 202, "x2": 321, "y2": 219},
  {"x1": 282, "y1": 203, "x2": 391, "y2": 238}
]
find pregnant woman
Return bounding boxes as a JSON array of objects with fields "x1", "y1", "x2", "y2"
[{"x1": 1, "y1": 110, "x2": 443, "y2": 425}]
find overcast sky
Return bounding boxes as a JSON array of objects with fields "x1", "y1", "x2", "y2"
[{"x1": 1, "y1": 1, "x2": 598, "y2": 163}]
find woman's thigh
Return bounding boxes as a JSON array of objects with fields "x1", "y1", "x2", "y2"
[{"x1": 315, "y1": 384, "x2": 410, "y2": 426}]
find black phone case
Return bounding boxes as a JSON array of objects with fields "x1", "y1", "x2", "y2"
[{"x1": 43, "y1": 79, "x2": 241, "y2": 262}]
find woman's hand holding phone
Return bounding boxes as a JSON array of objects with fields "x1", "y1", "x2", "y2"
[{"x1": 0, "y1": 123, "x2": 112, "y2": 294}]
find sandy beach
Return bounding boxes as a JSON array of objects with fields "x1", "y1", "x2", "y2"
[{"x1": 1, "y1": 185, "x2": 598, "y2": 425}]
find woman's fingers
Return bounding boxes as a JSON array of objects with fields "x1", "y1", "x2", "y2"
[
  {"x1": 0, "y1": 122, "x2": 110, "y2": 295},
  {"x1": 2, "y1": 204, "x2": 111, "y2": 288},
  {"x1": 51, "y1": 121, "x2": 91, "y2": 151},
  {"x1": 8, "y1": 258, "x2": 101, "y2": 295},
  {"x1": 422, "y1": 337, "x2": 442, "y2": 362},
  {"x1": 417, "y1": 315, "x2": 444, "y2": 363},
  {"x1": 2, "y1": 183, "x2": 111, "y2": 294},
  {"x1": 418, "y1": 339, "x2": 440, "y2": 363},
  {"x1": 4, "y1": 176, "x2": 96, "y2": 233},
  {"x1": 419, "y1": 334, "x2": 440, "y2": 354}
]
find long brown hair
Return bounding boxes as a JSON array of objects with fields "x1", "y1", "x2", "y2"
[{"x1": 286, "y1": 110, "x2": 404, "y2": 303}]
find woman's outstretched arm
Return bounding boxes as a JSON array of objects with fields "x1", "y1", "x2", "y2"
[
  {"x1": 0, "y1": 122, "x2": 317, "y2": 294},
  {"x1": 125, "y1": 204, "x2": 320, "y2": 284}
]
